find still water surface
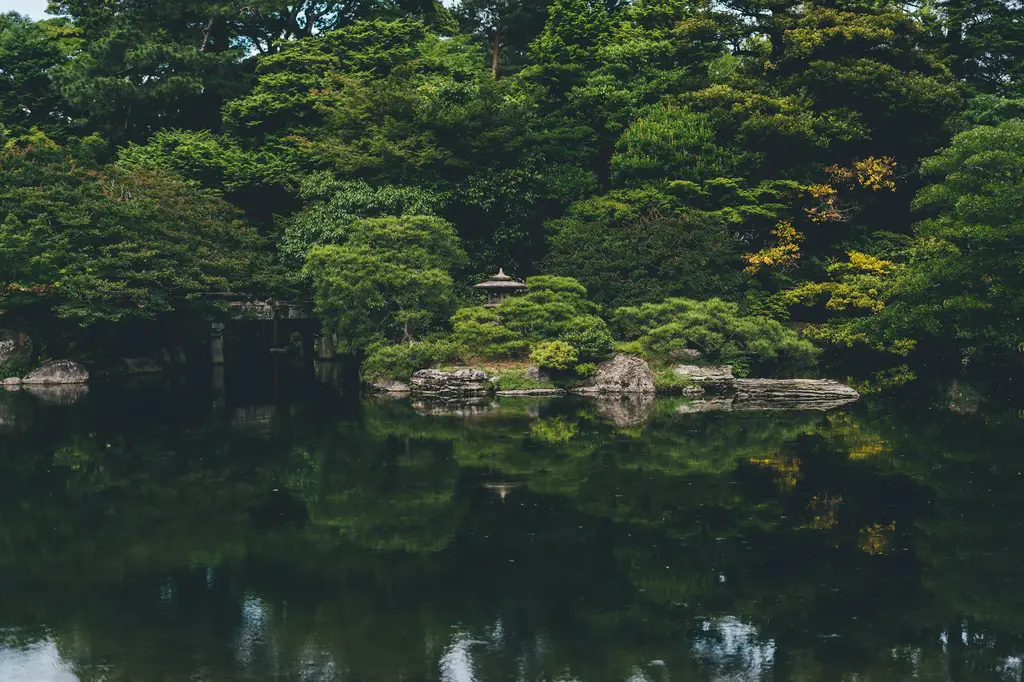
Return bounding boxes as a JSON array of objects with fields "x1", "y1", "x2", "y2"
[{"x1": 0, "y1": 366, "x2": 1022, "y2": 681}]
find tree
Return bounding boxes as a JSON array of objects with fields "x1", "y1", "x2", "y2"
[
  {"x1": 545, "y1": 188, "x2": 749, "y2": 310},
  {"x1": 785, "y1": 119, "x2": 1024, "y2": 362},
  {"x1": 0, "y1": 132, "x2": 276, "y2": 329},
  {"x1": 0, "y1": 13, "x2": 77, "y2": 139},
  {"x1": 304, "y1": 215, "x2": 467, "y2": 353}
]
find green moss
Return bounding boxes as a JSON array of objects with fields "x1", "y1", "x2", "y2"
[
  {"x1": 490, "y1": 368, "x2": 557, "y2": 391},
  {"x1": 652, "y1": 366, "x2": 696, "y2": 394}
]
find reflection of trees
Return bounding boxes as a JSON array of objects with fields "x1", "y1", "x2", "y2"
[{"x1": 2, "y1": 385, "x2": 1024, "y2": 681}]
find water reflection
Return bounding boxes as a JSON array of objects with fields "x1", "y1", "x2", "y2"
[{"x1": 0, "y1": 370, "x2": 1023, "y2": 681}]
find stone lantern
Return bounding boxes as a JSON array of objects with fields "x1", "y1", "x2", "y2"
[{"x1": 473, "y1": 268, "x2": 527, "y2": 308}]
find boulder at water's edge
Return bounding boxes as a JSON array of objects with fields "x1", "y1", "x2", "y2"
[
  {"x1": 22, "y1": 360, "x2": 89, "y2": 385},
  {"x1": 575, "y1": 355, "x2": 655, "y2": 394}
]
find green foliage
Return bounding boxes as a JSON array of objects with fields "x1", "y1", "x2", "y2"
[
  {"x1": 614, "y1": 297, "x2": 819, "y2": 372},
  {"x1": 652, "y1": 366, "x2": 694, "y2": 393},
  {"x1": 610, "y1": 106, "x2": 738, "y2": 186},
  {"x1": 360, "y1": 337, "x2": 467, "y2": 380},
  {"x1": 545, "y1": 188, "x2": 749, "y2": 309},
  {"x1": 530, "y1": 339, "x2": 578, "y2": 370},
  {"x1": 452, "y1": 276, "x2": 613, "y2": 361},
  {"x1": 491, "y1": 366, "x2": 558, "y2": 389},
  {"x1": 282, "y1": 175, "x2": 446, "y2": 265},
  {"x1": 305, "y1": 215, "x2": 467, "y2": 353},
  {"x1": 0, "y1": 134, "x2": 276, "y2": 326}
]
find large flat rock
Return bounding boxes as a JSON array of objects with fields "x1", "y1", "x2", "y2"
[
  {"x1": 732, "y1": 378, "x2": 859, "y2": 410},
  {"x1": 411, "y1": 369, "x2": 493, "y2": 399}
]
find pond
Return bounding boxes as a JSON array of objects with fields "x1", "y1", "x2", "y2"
[{"x1": 0, "y1": 365, "x2": 1023, "y2": 682}]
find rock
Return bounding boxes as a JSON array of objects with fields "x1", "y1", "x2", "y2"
[
  {"x1": 671, "y1": 348, "x2": 703, "y2": 362},
  {"x1": 120, "y1": 357, "x2": 165, "y2": 374},
  {"x1": 496, "y1": 388, "x2": 566, "y2": 396},
  {"x1": 22, "y1": 360, "x2": 89, "y2": 385},
  {"x1": 574, "y1": 355, "x2": 655, "y2": 394},
  {"x1": 0, "y1": 391, "x2": 33, "y2": 432},
  {"x1": 24, "y1": 384, "x2": 89, "y2": 406},
  {"x1": 592, "y1": 393, "x2": 655, "y2": 427},
  {"x1": 732, "y1": 379, "x2": 859, "y2": 410},
  {"x1": 673, "y1": 364, "x2": 735, "y2": 389},
  {"x1": 368, "y1": 379, "x2": 411, "y2": 393},
  {"x1": 525, "y1": 365, "x2": 550, "y2": 382},
  {"x1": 170, "y1": 347, "x2": 188, "y2": 365},
  {"x1": 411, "y1": 369, "x2": 493, "y2": 400},
  {"x1": 3, "y1": 377, "x2": 22, "y2": 386},
  {"x1": 0, "y1": 330, "x2": 33, "y2": 372}
]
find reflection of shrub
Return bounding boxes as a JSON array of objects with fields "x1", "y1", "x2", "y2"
[
  {"x1": 530, "y1": 417, "x2": 579, "y2": 443},
  {"x1": 615, "y1": 297, "x2": 818, "y2": 373},
  {"x1": 530, "y1": 340, "x2": 578, "y2": 371},
  {"x1": 361, "y1": 338, "x2": 466, "y2": 381}
]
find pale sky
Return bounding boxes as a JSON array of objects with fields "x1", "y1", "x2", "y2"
[{"x1": 2, "y1": 0, "x2": 51, "y2": 20}]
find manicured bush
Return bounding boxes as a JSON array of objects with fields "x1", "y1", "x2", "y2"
[
  {"x1": 530, "y1": 340, "x2": 579, "y2": 371},
  {"x1": 361, "y1": 337, "x2": 467, "y2": 381},
  {"x1": 452, "y1": 276, "x2": 613, "y2": 362},
  {"x1": 614, "y1": 297, "x2": 819, "y2": 374}
]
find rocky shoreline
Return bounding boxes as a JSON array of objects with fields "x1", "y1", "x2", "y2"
[{"x1": 368, "y1": 354, "x2": 861, "y2": 416}]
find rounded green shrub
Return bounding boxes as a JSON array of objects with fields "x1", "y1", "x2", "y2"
[{"x1": 530, "y1": 340, "x2": 579, "y2": 371}]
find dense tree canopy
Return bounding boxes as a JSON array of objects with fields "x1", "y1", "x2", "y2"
[{"x1": 0, "y1": 0, "x2": 1022, "y2": 367}]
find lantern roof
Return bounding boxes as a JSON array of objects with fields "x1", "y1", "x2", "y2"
[{"x1": 473, "y1": 268, "x2": 527, "y2": 290}]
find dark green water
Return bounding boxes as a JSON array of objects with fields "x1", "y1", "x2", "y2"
[{"x1": 1, "y1": 367, "x2": 1023, "y2": 682}]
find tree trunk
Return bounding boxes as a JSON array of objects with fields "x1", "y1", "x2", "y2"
[{"x1": 491, "y1": 23, "x2": 501, "y2": 79}]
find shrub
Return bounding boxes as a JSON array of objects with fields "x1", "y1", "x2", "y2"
[
  {"x1": 574, "y1": 362, "x2": 599, "y2": 377},
  {"x1": 361, "y1": 337, "x2": 466, "y2": 381},
  {"x1": 452, "y1": 276, "x2": 613, "y2": 362},
  {"x1": 530, "y1": 340, "x2": 579, "y2": 371},
  {"x1": 560, "y1": 316, "x2": 614, "y2": 361},
  {"x1": 450, "y1": 307, "x2": 530, "y2": 357},
  {"x1": 652, "y1": 367, "x2": 695, "y2": 393},
  {"x1": 614, "y1": 297, "x2": 819, "y2": 372}
]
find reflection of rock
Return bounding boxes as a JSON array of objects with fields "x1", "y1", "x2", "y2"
[
  {"x1": 411, "y1": 369, "x2": 493, "y2": 399},
  {"x1": 412, "y1": 398, "x2": 495, "y2": 417},
  {"x1": 945, "y1": 379, "x2": 981, "y2": 414},
  {"x1": 22, "y1": 360, "x2": 89, "y2": 384},
  {"x1": 24, "y1": 383, "x2": 90, "y2": 406},
  {"x1": 230, "y1": 405, "x2": 277, "y2": 432},
  {"x1": 0, "y1": 330, "x2": 32, "y2": 370},
  {"x1": 677, "y1": 398, "x2": 735, "y2": 414},
  {"x1": 592, "y1": 393, "x2": 655, "y2": 427},
  {"x1": 368, "y1": 379, "x2": 411, "y2": 393},
  {"x1": 496, "y1": 388, "x2": 566, "y2": 396},
  {"x1": 0, "y1": 391, "x2": 33, "y2": 432},
  {"x1": 120, "y1": 357, "x2": 165, "y2": 374},
  {"x1": 733, "y1": 379, "x2": 859, "y2": 409},
  {"x1": 575, "y1": 355, "x2": 655, "y2": 394},
  {"x1": 673, "y1": 364, "x2": 735, "y2": 388}
]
